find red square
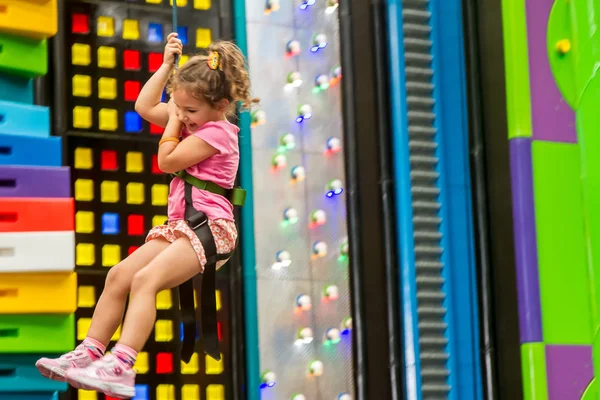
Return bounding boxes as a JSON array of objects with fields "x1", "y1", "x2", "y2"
[
  {"x1": 128, "y1": 214, "x2": 145, "y2": 236},
  {"x1": 71, "y1": 13, "x2": 90, "y2": 34},
  {"x1": 156, "y1": 352, "x2": 173, "y2": 374},
  {"x1": 101, "y1": 150, "x2": 118, "y2": 171},
  {"x1": 124, "y1": 81, "x2": 141, "y2": 102},
  {"x1": 152, "y1": 154, "x2": 161, "y2": 174},
  {"x1": 123, "y1": 50, "x2": 141, "y2": 71},
  {"x1": 218, "y1": 322, "x2": 222, "y2": 341},
  {"x1": 150, "y1": 123, "x2": 164, "y2": 135},
  {"x1": 106, "y1": 397, "x2": 120, "y2": 400},
  {"x1": 128, "y1": 246, "x2": 139, "y2": 256},
  {"x1": 148, "y1": 53, "x2": 163, "y2": 73}
]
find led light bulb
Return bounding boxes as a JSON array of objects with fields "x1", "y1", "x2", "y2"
[
  {"x1": 280, "y1": 133, "x2": 296, "y2": 150},
  {"x1": 310, "y1": 209, "x2": 327, "y2": 226},
  {"x1": 315, "y1": 73, "x2": 330, "y2": 91},
  {"x1": 260, "y1": 370, "x2": 277, "y2": 388},
  {"x1": 291, "y1": 165, "x2": 306, "y2": 182},
  {"x1": 296, "y1": 294, "x2": 312, "y2": 311},
  {"x1": 291, "y1": 394, "x2": 307, "y2": 400},
  {"x1": 300, "y1": 0, "x2": 316, "y2": 10},
  {"x1": 312, "y1": 241, "x2": 328, "y2": 257},
  {"x1": 296, "y1": 327, "x2": 314, "y2": 344},
  {"x1": 326, "y1": 178, "x2": 344, "y2": 197},
  {"x1": 272, "y1": 153, "x2": 287, "y2": 169},
  {"x1": 296, "y1": 104, "x2": 313, "y2": 123},
  {"x1": 338, "y1": 393, "x2": 352, "y2": 400},
  {"x1": 309, "y1": 360, "x2": 324, "y2": 376},
  {"x1": 341, "y1": 317, "x2": 352, "y2": 333},
  {"x1": 326, "y1": 0, "x2": 339, "y2": 13},
  {"x1": 311, "y1": 33, "x2": 328, "y2": 52},
  {"x1": 251, "y1": 109, "x2": 266, "y2": 127},
  {"x1": 287, "y1": 40, "x2": 302, "y2": 56},
  {"x1": 272, "y1": 250, "x2": 292, "y2": 270},
  {"x1": 283, "y1": 208, "x2": 299, "y2": 224},
  {"x1": 326, "y1": 137, "x2": 342, "y2": 153},
  {"x1": 264, "y1": 0, "x2": 280, "y2": 14},
  {"x1": 287, "y1": 71, "x2": 303, "y2": 88},
  {"x1": 325, "y1": 328, "x2": 341, "y2": 344},
  {"x1": 340, "y1": 239, "x2": 349, "y2": 257},
  {"x1": 323, "y1": 284, "x2": 339, "y2": 300}
]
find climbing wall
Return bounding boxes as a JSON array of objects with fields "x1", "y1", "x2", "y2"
[
  {"x1": 502, "y1": 0, "x2": 597, "y2": 398},
  {"x1": 0, "y1": 1, "x2": 75, "y2": 400},
  {"x1": 57, "y1": 0, "x2": 235, "y2": 399},
  {"x1": 243, "y1": 0, "x2": 354, "y2": 398}
]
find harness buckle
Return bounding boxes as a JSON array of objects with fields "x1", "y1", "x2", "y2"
[{"x1": 186, "y1": 211, "x2": 208, "y2": 230}]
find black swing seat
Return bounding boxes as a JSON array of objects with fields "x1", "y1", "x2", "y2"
[{"x1": 176, "y1": 174, "x2": 243, "y2": 363}]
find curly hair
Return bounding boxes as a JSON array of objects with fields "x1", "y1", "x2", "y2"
[{"x1": 167, "y1": 41, "x2": 259, "y2": 114}]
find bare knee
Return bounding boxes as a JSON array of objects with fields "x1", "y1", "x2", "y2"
[
  {"x1": 105, "y1": 264, "x2": 132, "y2": 297},
  {"x1": 130, "y1": 268, "x2": 160, "y2": 295}
]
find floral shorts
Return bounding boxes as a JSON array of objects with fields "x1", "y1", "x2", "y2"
[{"x1": 146, "y1": 219, "x2": 238, "y2": 272}]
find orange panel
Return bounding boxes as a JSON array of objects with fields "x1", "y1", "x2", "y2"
[{"x1": 0, "y1": 198, "x2": 74, "y2": 232}]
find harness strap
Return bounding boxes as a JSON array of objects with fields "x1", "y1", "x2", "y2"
[
  {"x1": 173, "y1": 170, "x2": 246, "y2": 207},
  {"x1": 179, "y1": 182, "x2": 231, "y2": 363}
]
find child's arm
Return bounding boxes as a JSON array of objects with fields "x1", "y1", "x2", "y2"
[{"x1": 135, "y1": 33, "x2": 182, "y2": 128}]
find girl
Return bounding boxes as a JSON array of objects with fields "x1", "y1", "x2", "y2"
[{"x1": 35, "y1": 33, "x2": 257, "y2": 398}]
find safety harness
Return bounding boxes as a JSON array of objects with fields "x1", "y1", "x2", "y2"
[{"x1": 172, "y1": 170, "x2": 245, "y2": 363}]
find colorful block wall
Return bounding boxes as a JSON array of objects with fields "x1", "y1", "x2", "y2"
[
  {"x1": 57, "y1": 0, "x2": 235, "y2": 399},
  {"x1": 0, "y1": 1, "x2": 76, "y2": 400},
  {"x1": 503, "y1": 0, "x2": 600, "y2": 398}
]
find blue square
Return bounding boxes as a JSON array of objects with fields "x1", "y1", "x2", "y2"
[
  {"x1": 177, "y1": 26, "x2": 188, "y2": 45},
  {"x1": 161, "y1": 89, "x2": 167, "y2": 102},
  {"x1": 148, "y1": 23, "x2": 163, "y2": 42},
  {"x1": 180, "y1": 322, "x2": 199, "y2": 342},
  {"x1": 102, "y1": 213, "x2": 120, "y2": 235},
  {"x1": 134, "y1": 384, "x2": 149, "y2": 400},
  {"x1": 125, "y1": 112, "x2": 142, "y2": 133}
]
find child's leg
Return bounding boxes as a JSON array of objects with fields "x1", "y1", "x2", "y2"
[
  {"x1": 65, "y1": 237, "x2": 203, "y2": 397},
  {"x1": 85, "y1": 238, "x2": 170, "y2": 344},
  {"x1": 35, "y1": 238, "x2": 170, "y2": 383}
]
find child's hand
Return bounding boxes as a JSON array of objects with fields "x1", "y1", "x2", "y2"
[
  {"x1": 163, "y1": 33, "x2": 183, "y2": 66},
  {"x1": 167, "y1": 98, "x2": 179, "y2": 120}
]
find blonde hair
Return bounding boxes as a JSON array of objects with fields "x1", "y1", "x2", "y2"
[{"x1": 168, "y1": 41, "x2": 259, "y2": 114}]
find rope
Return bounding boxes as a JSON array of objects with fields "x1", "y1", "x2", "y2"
[{"x1": 172, "y1": 0, "x2": 179, "y2": 69}]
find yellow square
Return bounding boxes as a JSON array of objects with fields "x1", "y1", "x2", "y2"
[
  {"x1": 74, "y1": 147, "x2": 93, "y2": 169},
  {"x1": 153, "y1": 215, "x2": 168, "y2": 227},
  {"x1": 195, "y1": 0, "x2": 211, "y2": 9},
  {"x1": 77, "y1": 318, "x2": 92, "y2": 340},
  {"x1": 216, "y1": 290, "x2": 221, "y2": 311},
  {"x1": 76, "y1": 243, "x2": 95, "y2": 266},
  {"x1": 146, "y1": 0, "x2": 162, "y2": 3},
  {"x1": 206, "y1": 384, "x2": 224, "y2": 400},
  {"x1": 196, "y1": 28, "x2": 212, "y2": 48},
  {"x1": 134, "y1": 352, "x2": 149, "y2": 374},
  {"x1": 97, "y1": 16, "x2": 114, "y2": 37},
  {"x1": 73, "y1": 106, "x2": 92, "y2": 129},
  {"x1": 155, "y1": 320, "x2": 173, "y2": 342},
  {"x1": 73, "y1": 75, "x2": 91, "y2": 97},
  {"x1": 99, "y1": 109, "x2": 118, "y2": 131},
  {"x1": 126, "y1": 182, "x2": 145, "y2": 204},
  {"x1": 72, "y1": 43, "x2": 91, "y2": 66},
  {"x1": 78, "y1": 286, "x2": 96, "y2": 308},
  {"x1": 170, "y1": 0, "x2": 188, "y2": 5},
  {"x1": 78, "y1": 390, "x2": 98, "y2": 400},
  {"x1": 182, "y1": 385, "x2": 200, "y2": 400},
  {"x1": 123, "y1": 19, "x2": 140, "y2": 40},
  {"x1": 101, "y1": 181, "x2": 120, "y2": 203},
  {"x1": 98, "y1": 46, "x2": 117, "y2": 69},
  {"x1": 126, "y1": 152, "x2": 144, "y2": 173},
  {"x1": 179, "y1": 55, "x2": 190, "y2": 67},
  {"x1": 98, "y1": 78, "x2": 117, "y2": 100},
  {"x1": 111, "y1": 325, "x2": 122, "y2": 341},
  {"x1": 181, "y1": 353, "x2": 199, "y2": 374},
  {"x1": 156, "y1": 290, "x2": 172, "y2": 310},
  {"x1": 205, "y1": 353, "x2": 223, "y2": 374},
  {"x1": 76, "y1": 211, "x2": 94, "y2": 234},
  {"x1": 157, "y1": 385, "x2": 175, "y2": 399},
  {"x1": 152, "y1": 184, "x2": 169, "y2": 206},
  {"x1": 75, "y1": 179, "x2": 94, "y2": 201},
  {"x1": 102, "y1": 244, "x2": 121, "y2": 267}
]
